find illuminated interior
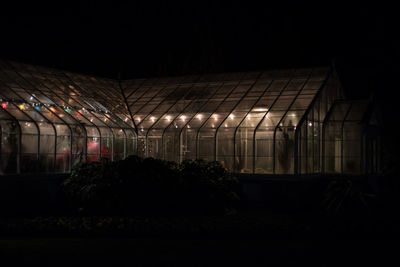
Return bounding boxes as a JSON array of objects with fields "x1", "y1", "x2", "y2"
[{"x1": 0, "y1": 61, "x2": 380, "y2": 175}]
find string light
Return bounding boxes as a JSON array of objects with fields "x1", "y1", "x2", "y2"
[
  {"x1": 197, "y1": 114, "x2": 202, "y2": 120},
  {"x1": 181, "y1": 115, "x2": 186, "y2": 122},
  {"x1": 18, "y1": 104, "x2": 25, "y2": 110},
  {"x1": 166, "y1": 116, "x2": 171, "y2": 121},
  {"x1": 1, "y1": 102, "x2": 8, "y2": 109},
  {"x1": 229, "y1": 114, "x2": 234, "y2": 120}
]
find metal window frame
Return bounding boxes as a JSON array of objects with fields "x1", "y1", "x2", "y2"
[
  {"x1": 214, "y1": 73, "x2": 263, "y2": 163},
  {"x1": 177, "y1": 80, "x2": 228, "y2": 162},
  {"x1": 232, "y1": 79, "x2": 274, "y2": 172},
  {"x1": 0, "y1": 105, "x2": 22, "y2": 174},
  {"x1": 195, "y1": 76, "x2": 246, "y2": 160},
  {"x1": 6, "y1": 61, "x2": 76, "y2": 171},
  {"x1": 145, "y1": 78, "x2": 201, "y2": 158},
  {"x1": 161, "y1": 82, "x2": 211, "y2": 160},
  {"x1": 28, "y1": 64, "x2": 90, "y2": 163},
  {"x1": 272, "y1": 73, "x2": 311, "y2": 174},
  {"x1": 294, "y1": 67, "x2": 333, "y2": 175},
  {"x1": 252, "y1": 77, "x2": 293, "y2": 174}
]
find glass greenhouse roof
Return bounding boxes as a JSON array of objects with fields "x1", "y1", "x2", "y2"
[{"x1": 5, "y1": 60, "x2": 376, "y2": 176}]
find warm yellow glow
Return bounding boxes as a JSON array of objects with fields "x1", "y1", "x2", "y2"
[
  {"x1": 68, "y1": 85, "x2": 75, "y2": 89},
  {"x1": 247, "y1": 114, "x2": 251, "y2": 120},
  {"x1": 197, "y1": 114, "x2": 202, "y2": 120},
  {"x1": 166, "y1": 116, "x2": 171, "y2": 121},
  {"x1": 181, "y1": 115, "x2": 186, "y2": 122},
  {"x1": 150, "y1": 116, "x2": 155, "y2": 122},
  {"x1": 229, "y1": 114, "x2": 234, "y2": 120},
  {"x1": 213, "y1": 115, "x2": 218, "y2": 121},
  {"x1": 18, "y1": 104, "x2": 25, "y2": 110},
  {"x1": 253, "y1": 107, "x2": 268, "y2": 112}
]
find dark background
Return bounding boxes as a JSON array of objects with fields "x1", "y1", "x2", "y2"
[{"x1": 0, "y1": 2, "x2": 398, "y2": 164}]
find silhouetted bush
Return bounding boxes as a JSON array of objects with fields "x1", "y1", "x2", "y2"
[{"x1": 62, "y1": 156, "x2": 240, "y2": 216}]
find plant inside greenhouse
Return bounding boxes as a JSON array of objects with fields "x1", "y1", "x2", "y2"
[{"x1": 0, "y1": 60, "x2": 380, "y2": 175}]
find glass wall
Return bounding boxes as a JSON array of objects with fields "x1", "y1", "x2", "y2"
[
  {"x1": 0, "y1": 60, "x2": 137, "y2": 175},
  {"x1": 122, "y1": 66, "x2": 347, "y2": 174},
  {"x1": 323, "y1": 100, "x2": 376, "y2": 174},
  {"x1": 1, "y1": 60, "x2": 378, "y2": 175}
]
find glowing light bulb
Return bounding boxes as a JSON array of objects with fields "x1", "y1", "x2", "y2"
[
  {"x1": 187, "y1": 125, "x2": 190, "y2": 128},
  {"x1": 308, "y1": 122, "x2": 313, "y2": 127},
  {"x1": 18, "y1": 104, "x2": 25, "y2": 110},
  {"x1": 150, "y1": 117, "x2": 155, "y2": 122},
  {"x1": 166, "y1": 116, "x2": 171, "y2": 121},
  {"x1": 1, "y1": 102, "x2": 8, "y2": 109},
  {"x1": 197, "y1": 114, "x2": 202, "y2": 120},
  {"x1": 229, "y1": 114, "x2": 234, "y2": 120},
  {"x1": 224, "y1": 123, "x2": 228, "y2": 127},
  {"x1": 213, "y1": 115, "x2": 218, "y2": 121},
  {"x1": 247, "y1": 114, "x2": 251, "y2": 120},
  {"x1": 181, "y1": 115, "x2": 186, "y2": 122}
]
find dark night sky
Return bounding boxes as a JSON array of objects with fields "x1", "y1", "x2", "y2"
[{"x1": 0, "y1": 2, "x2": 397, "y2": 101}]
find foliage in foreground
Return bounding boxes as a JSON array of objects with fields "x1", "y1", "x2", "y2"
[{"x1": 62, "y1": 156, "x2": 241, "y2": 216}]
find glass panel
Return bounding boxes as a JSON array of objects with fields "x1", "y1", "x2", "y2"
[
  {"x1": 0, "y1": 118, "x2": 19, "y2": 174},
  {"x1": 86, "y1": 126, "x2": 100, "y2": 162},
  {"x1": 55, "y1": 124, "x2": 71, "y2": 172},
  {"x1": 20, "y1": 121, "x2": 39, "y2": 173}
]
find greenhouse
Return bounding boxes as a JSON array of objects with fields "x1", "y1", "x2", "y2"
[{"x1": 0, "y1": 60, "x2": 379, "y2": 175}]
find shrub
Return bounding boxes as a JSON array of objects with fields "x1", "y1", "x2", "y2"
[
  {"x1": 62, "y1": 159, "x2": 119, "y2": 214},
  {"x1": 62, "y1": 156, "x2": 241, "y2": 216}
]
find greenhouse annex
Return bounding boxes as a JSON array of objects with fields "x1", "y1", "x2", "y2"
[{"x1": 0, "y1": 61, "x2": 380, "y2": 176}]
